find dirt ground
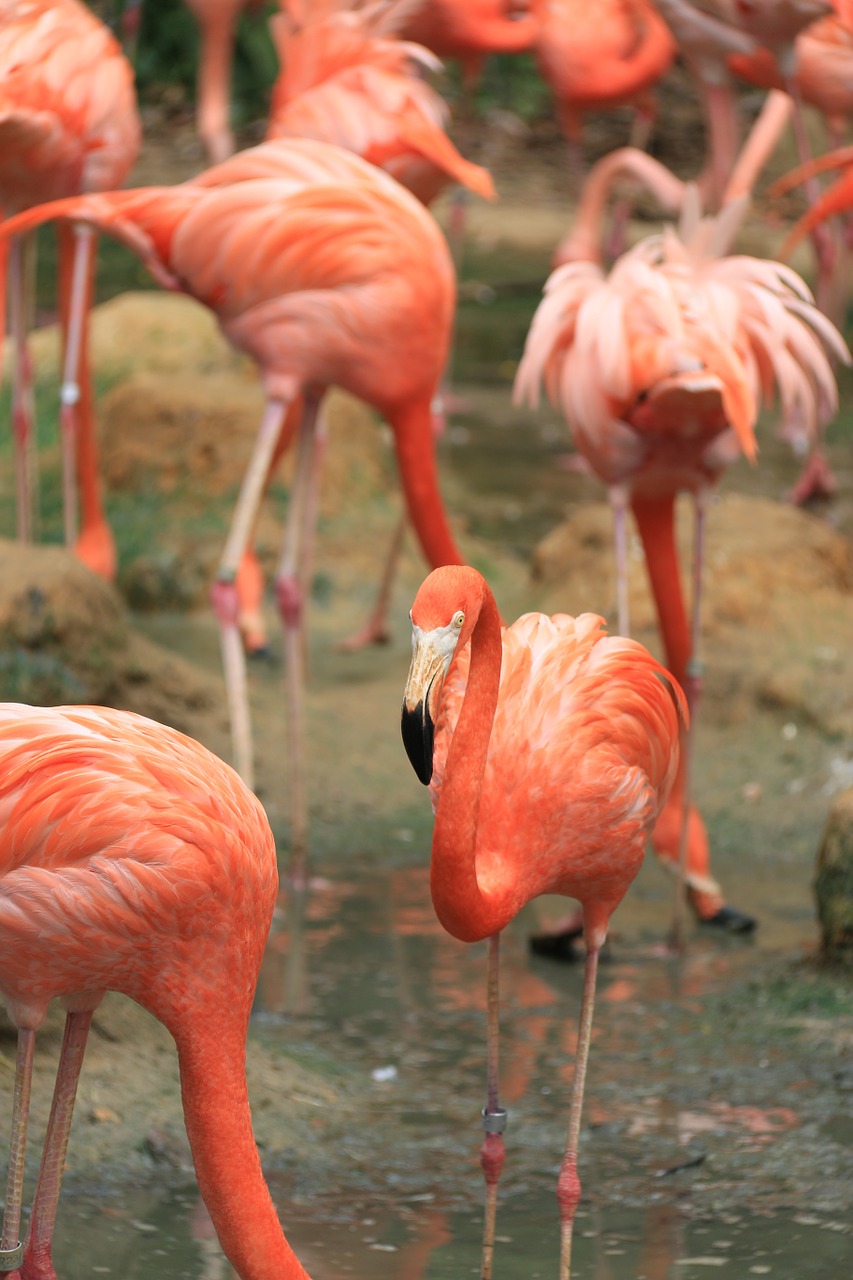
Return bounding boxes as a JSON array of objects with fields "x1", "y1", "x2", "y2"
[{"x1": 1, "y1": 108, "x2": 853, "y2": 1268}]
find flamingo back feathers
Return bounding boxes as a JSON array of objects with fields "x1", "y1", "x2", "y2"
[
  {"x1": 515, "y1": 194, "x2": 848, "y2": 489},
  {"x1": 0, "y1": 704, "x2": 277, "y2": 1028}
]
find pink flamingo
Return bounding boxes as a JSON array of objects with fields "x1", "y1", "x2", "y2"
[
  {"x1": 401, "y1": 564, "x2": 685, "y2": 1280},
  {"x1": 0, "y1": 138, "x2": 466, "y2": 879},
  {"x1": 253, "y1": 0, "x2": 496, "y2": 653},
  {"x1": 514, "y1": 175, "x2": 848, "y2": 944},
  {"x1": 0, "y1": 0, "x2": 140, "y2": 579},
  {"x1": 0, "y1": 702, "x2": 312, "y2": 1280}
]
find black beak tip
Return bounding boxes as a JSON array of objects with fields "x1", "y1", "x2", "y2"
[{"x1": 401, "y1": 701, "x2": 434, "y2": 786}]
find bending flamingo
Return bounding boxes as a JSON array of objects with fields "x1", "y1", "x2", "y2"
[
  {"x1": 0, "y1": 702, "x2": 310, "y2": 1280},
  {"x1": 401, "y1": 564, "x2": 685, "y2": 1280},
  {"x1": 0, "y1": 138, "x2": 465, "y2": 878},
  {"x1": 257, "y1": 0, "x2": 495, "y2": 652},
  {"x1": 0, "y1": 0, "x2": 140, "y2": 579},
  {"x1": 515, "y1": 184, "x2": 848, "y2": 942}
]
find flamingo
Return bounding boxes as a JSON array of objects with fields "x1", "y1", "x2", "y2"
[
  {"x1": 0, "y1": 702, "x2": 312, "y2": 1280},
  {"x1": 534, "y1": 0, "x2": 675, "y2": 215},
  {"x1": 401, "y1": 563, "x2": 686, "y2": 1280},
  {"x1": 652, "y1": 0, "x2": 833, "y2": 214},
  {"x1": 267, "y1": 0, "x2": 495, "y2": 205},
  {"x1": 0, "y1": 0, "x2": 140, "y2": 579},
  {"x1": 398, "y1": 0, "x2": 541, "y2": 86},
  {"x1": 0, "y1": 138, "x2": 466, "y2": 879},
  {"x1": 514, "y1": 183, "x2": 848, "y2": 943},
  {"x1": 252, "y1": 0, "x2": 496, "y2": 653}
]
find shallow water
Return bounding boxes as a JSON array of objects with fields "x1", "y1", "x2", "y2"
[{"x1": 49, "y1": 861, "x2": 853, "y2": 1278}]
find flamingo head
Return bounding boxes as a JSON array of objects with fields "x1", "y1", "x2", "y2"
[{"x1": 401, "y1": 567, "x2": 483, "y2": 784}]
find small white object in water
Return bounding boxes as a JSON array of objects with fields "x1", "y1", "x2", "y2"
[{"x1": 371, "y1": 1064, "x2": 398, "y2": 1082}]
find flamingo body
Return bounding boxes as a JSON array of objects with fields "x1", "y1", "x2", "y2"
[
  {"x1": 0, "y1": 703, "x2": 313, "y2": 1280},
  {"x1": 535, "y1": 0, "x2": 675, "y2": 139},
  {"x1": 402, "y1": 565, "x2": 684, "y2": 1276}
]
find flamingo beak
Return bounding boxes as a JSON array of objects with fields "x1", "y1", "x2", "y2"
[{"x1": 401, "y1": 633, "x2": 446, "y2": 786}]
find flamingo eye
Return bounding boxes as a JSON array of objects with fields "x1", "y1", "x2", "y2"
[{"x1": 452, "y1": 611, "x2": 464, "y2": 629}]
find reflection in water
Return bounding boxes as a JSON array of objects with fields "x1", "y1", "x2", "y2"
[{"x1": 46, "y1": 867, "x2": 850, "y2": 1277}]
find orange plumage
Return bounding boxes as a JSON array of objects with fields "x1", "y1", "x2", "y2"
[{"x1": 0, "y1": 702, "x2": 316, "y2": 1279}]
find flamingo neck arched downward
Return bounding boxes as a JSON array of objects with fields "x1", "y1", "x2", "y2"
[
  {"x1": 430, "y1": 582, "x2": 511, "y2": 943},
  {"x1": 172, "y1": 1011, "x2": 312, "y2": 1280}
]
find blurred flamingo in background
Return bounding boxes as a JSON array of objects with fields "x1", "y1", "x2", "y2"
[
  {"x1": 0, "y1": 138, "x2": 465, "y2": 878},
  {"x1": 398, "y1": 0, "x2": 541, "y2": 87},
  {"x1": 0, "y1": 0, "x2": 140, "y2": 579},
  {"x1": 0, "y1": 702, "x2": 317, "y2": 1280},
  {"x1": 652, "y1": 0, "x2": 832, "y2": 211},
  {"x1": 267, "y1": 0, "x2": 495, "y2": 205},
  {"x1": 515, "y1": 176, "x2": 848, "y2": 943},
  {"x1": 182, "y1": 0, "x2": 258, "y2": 164},
  {"x1": 401, "y1": 564, "x2": 685, "y2": 1280},
  {"x1": 534, "y1": 0, "x2": 675, "y2": 211}
]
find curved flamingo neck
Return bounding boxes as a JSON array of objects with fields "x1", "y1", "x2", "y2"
[
  {"x1": 172, "y1": 1013, "x2": 311, "y2": 1280},
  {"x1": 556, "y1": 147, "x2": 686, "y2": 264},
  {"x1": 430, "y1": 583, "x2": 507, "y2": 943}
]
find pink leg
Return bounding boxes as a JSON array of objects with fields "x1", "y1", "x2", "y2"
[
  {"x1": 274, "y1": 392, "x2": 325, "y2": 887},
  {"x1": 21, "y1": 1009, "x2": 95, "y2": 1280},
  {"x1": 1, "y1": 1028, "x2": 36, "y2": 1279},
  {"x1": 480, "y1": 933, "x2": 507, "y2": 1280},
  {"x1": 609, "y1": 483, "x2": 630, "y2": 638},
  {"x1": 669, "y1": 489, "x2": 708, "y2": 953},
  {"x1": 9, "y1": 236, "x2": 36, "y2": 544},
  {"x1": 557, "y1": 941, "x2": 600, "y2": 1280},
  {"x1": 211, "y1": 397, "x2": 289, "y2": 790},
  {"x1": 58, "y1": 225, "x2": 97, "y2": 554}
]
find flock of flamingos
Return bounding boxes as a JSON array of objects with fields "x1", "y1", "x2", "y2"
[{"x1": 1, "y1": 1, "x2": 852, "y2": 1278}]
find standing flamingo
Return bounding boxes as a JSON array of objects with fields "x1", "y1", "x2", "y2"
[
  {"x1": 0, "y1": 0, "x2": 140, "y2": 579},
  {"x1": 514, "y1": 184, "x2": 848, "y2": 941},
  {"x1": 0, "y1": 138, "x2": 465, "y2": 877},
  {"x1": 401, "y1": 564, "x2": 686, "y2": 1280},
  {"x1": 0, "y1": 702, "x2": 313, "y2": 1280},
  {"x1": 534, "y1": 0, "x2": 675, "y2": 202},
  {"x1": 398, "y1": 0, "x2": 540, "y2": 86},
  {"x1": 254, "y1": 0, "x2": 496, "y2": 653}
]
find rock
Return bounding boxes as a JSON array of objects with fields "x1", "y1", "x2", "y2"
[
  {"x1": 814, "y1": 788, "x2": 853, "y2": 964},
  {"x1": 0, "y1": 540, "x2": 226, "y2": 747}
]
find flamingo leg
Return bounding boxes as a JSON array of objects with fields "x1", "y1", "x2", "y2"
[
  {"x1": 669, "y1": 488, "x2": 708, "y2": 952},
  {"x1": 21, "y1": 1009, "x2": 95, "y2": 1280},
  {"x1": 274, "y1": 391, "x2": 325, "y2": 886},
  {"x1": 57, "y1": 225, "x2": 102, "y2": 558},
  {"x1": 609, "y1": 483, "x2": 630, "y2": 637},
  {"x1": 480, "y1": 932, "x2": 507, "y2": 1280},
  {"x1": 557, "y1": 941, "x2": 601, "y2": 1280},
  {"x1": 1, "y1": 1028, "x2": 36, "y2": 1277},
  {"x1": 211, "y1": 396, "x2": 289, "y2": 790},
  {"x1": 9, "y1": 236, "x2": 37, "y2": 544}
]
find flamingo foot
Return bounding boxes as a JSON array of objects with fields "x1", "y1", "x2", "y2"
[
  {"x1": 786, "y1": 450, "x2": 838, "y2": 506},
  {"x1": 20, "y1": 1245, "x2": 57, "y2": 1280},
  {"x1": 73, "y1": 521, "x2": 117, "y2": 582},
  {"x1": 695, "y1": 903, "x2": 757, "y2": 934}
]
